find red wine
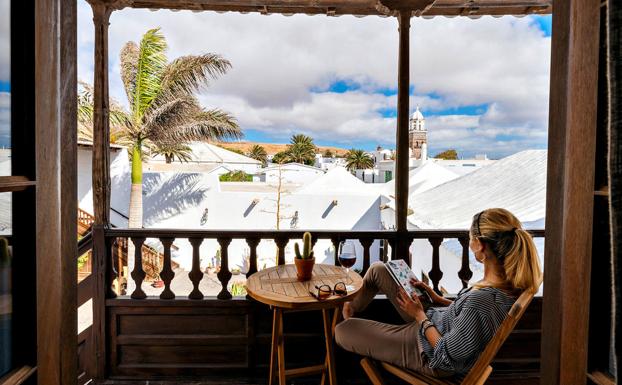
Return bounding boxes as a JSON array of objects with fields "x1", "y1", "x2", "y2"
[{"x1": 339, "y1": 254, "x2": 356, "y2": 268}]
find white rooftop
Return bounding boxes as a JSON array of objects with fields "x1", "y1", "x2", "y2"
[
  {"x1": 408, "y1": 150, "x2": 547, "y2": 229},
  {"x1": 296, "y1": 166, "x2": 375, "y2": 195},
  {"x1": 150, "y1": 142, "x2": 261, "y2": 165},
  {"x1": 383, "y1": 161, "x2": 460, "y2": 197}
]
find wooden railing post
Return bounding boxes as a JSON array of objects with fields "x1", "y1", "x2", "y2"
[
  {"x1": 246, "y1": 238, "x2": 260, "y2": 277},
  {"x1": 217, "y1": 237, "x2": 233, "y2": 300},
  {"x1": 458, "y1": 237, "x2": 473, "y2": 288},
  {"x1": 428, "y1": 237, "x2": 444, "y2": 294},
  {"x1": 275, "y1": 237, "x2": 287, "y2": 266},
  {"x1": 331, "y1": 236, "x2": 341, "y2": 266},
  {"x1": 359, "y1": 238, "x2": 373, "y2": 275},
  {"x1": 90, "y1": 224, "x2": 108, "y2": 379},
  {"x1": 188, "y1": 238, "x2": 204, "y2": 300},
  {"x1": 159, "y1": 238, "x2": 175, "y2": 299},
  {"x1": 130, "y1": 237, "x2": 147, "y2": 299}
]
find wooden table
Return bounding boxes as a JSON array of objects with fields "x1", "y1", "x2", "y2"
[{"x1": 246, "y1": 264, "x2": 363, "y2": 385}]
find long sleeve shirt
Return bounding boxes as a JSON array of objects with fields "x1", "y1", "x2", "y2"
[{"x1": 419, "y1": 286, "x2": 515, "y2": 375}]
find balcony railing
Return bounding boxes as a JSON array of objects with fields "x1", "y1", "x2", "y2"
[{"x1": 101, "y1": 228, "x2": 545, "y2": 300}]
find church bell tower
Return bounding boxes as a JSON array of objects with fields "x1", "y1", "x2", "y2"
[{"x1": 408, "y1": 106, "x2": 427, "y2": 160}]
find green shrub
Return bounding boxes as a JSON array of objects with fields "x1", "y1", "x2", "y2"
[{"x1": 219, "y1": 170, "x2": 253, "y2": 182}]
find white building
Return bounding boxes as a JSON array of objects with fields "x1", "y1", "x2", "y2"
[
  {"x1": 146, "y1": 142, "x2": 262, "y2": 175},
  {"x1": 314, "y1": 154, "x2": 347, "y2": 171},
  {"x1": 259, "y1": 163, "x2": 325, "y2": 185}
]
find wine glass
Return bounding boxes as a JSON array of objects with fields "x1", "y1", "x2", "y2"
[{"x1": 338, "y1": 241, "x2": 357, "y2": 284}]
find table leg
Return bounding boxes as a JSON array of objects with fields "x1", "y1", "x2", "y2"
[
  {"x1": 321, "y1": 308, "x2": 338, "y2": 385},
  {"x1": 277, "y1": 308, "x2": 286, "y2": 385},
  {"x1": 269, "y1": 308, "x2": 280, "y2": 385},
  {"x1": 321, "y1": 306, "x2": 343, "y2": 385}
]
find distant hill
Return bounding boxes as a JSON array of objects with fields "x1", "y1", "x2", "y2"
[{"x1": 216, "y1": 141, "x2": 350, "y2": 157}]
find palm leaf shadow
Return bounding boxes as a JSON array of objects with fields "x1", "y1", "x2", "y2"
[{"x1": 143, "y1": 173, "x2": 208, "y2": 226}]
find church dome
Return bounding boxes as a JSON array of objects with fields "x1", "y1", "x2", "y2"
[{"x1": 411, "y1": 106, "x2": 424, "y2": 121}]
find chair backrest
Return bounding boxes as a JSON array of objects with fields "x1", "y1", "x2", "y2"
[{"x1": 460, "y1": 277, "x2": 543, "y2": 385}]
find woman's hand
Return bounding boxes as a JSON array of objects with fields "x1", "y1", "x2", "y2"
[
  {"x1": 396, "y1": 288, "x2": 427, "y2": 322},
  {"x1": 410, "y1": 278, "x2": 452, "y2": 306}
]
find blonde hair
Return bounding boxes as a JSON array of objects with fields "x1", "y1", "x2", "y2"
[{"x1": 470, "y1": 208, "x2": 542, "y2": 293}]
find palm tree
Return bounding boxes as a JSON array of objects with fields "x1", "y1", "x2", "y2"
[
  {"x1": 79, "y1": 28, "x2": 241, "y2": 230},
  {"x1": 247, "y1": 144, "x2": 268, "y2": 166},
  {"x1": 152, "y1": 141, "x2": 193, "y2": 163},
  {"x1": 290, "y1": 134, "x2": 314, "y2": 147},
  {"x1": 286, "y1": 134, "x2": 316, "y2": 165},
  {"x1": 272, "y1": 151, "x2": 289, "y2": 164},
  {"x1": 345, "y1": 148, "x2": 374, "y2": 172}
]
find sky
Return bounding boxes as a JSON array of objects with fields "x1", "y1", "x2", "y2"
[
  {"x1": 0, "y1": 0, "x2": 10, "y2": 149},
  {"x1": 0, "y1": 2, "x2": 553, "y2": 158}
]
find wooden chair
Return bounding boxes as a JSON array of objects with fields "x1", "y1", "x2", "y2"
[{"x1": 361, "y1": 279, "x2": 542, "y2": 385}]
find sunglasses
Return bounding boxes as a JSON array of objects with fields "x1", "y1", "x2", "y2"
[{"x1": 309, "y1": 282, "x2": 347, "y2": 300}]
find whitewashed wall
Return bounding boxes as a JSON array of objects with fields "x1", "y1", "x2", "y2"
[{"x1": 262, "y1": 165, "x2": 324, "y2": 185}]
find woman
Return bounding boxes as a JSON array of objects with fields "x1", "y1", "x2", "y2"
[{"x1": 335, "y1": 208, "x2": 542, "y2": 377}]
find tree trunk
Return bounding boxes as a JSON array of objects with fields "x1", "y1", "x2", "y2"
[{"x1": 127, "y1": 144, "x2": 143, "y2": 294}]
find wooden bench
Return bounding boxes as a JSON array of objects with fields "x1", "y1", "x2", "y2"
[{"x1": 361, "y1": 279, "x2": 542, "y2": 385}]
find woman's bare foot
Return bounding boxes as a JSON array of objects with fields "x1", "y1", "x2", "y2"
[{"x1": 342, "y1": 302, "x2": 354, "y2": 320}]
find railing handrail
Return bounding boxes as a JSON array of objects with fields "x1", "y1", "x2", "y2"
[
  {"x1": 78, "y1": 230, "x2": 93, "y2": 257},
  {"x1": 105, "y1": 228, "x2": 545, "y2": 238}
]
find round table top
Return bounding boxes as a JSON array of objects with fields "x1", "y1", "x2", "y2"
[{"x1": 246, "y1": 264, "x2": 363, "y2": 310}]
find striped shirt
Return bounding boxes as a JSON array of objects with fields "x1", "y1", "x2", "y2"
[{"x1": 419, "y1": 286, "x2": 515, "y2": 375}]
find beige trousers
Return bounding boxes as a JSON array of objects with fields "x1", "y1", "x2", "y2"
[{"x1": 334, "y1": 263, "x2": 438, "y2": 376}]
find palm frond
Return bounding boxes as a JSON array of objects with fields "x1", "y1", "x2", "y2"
[
  {"x1": 345, "y1": 148, "x2": 374, "y2": 171},
  {"x1": 120, "y1": 42, "x2": 140, "y2": 108},
  {"x1": 247, "y1": 144, "x2": 268, "y2": 166},
  {"x1": 142, "y1": 95, "x2": 199, "y2": 136},
  {"x1": 160, "y1": 54, "x2": 231, "y2": 99},
  {"x1": 151, "y1": 108, "x2": 242, "y2": 143},
  {"x1": 151, "y1": 141, "x2": 194, "y2": 163},
  {"x1": 77, "y1": 81, "x2": 132, "y2": 143},
  {"x1": 133, "y1": 28, "x2": 167, "y2": 123}
]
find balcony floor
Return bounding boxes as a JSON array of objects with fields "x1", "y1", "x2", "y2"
[{"x1": 95, "y1": 375, "x2": 540, "y2": 385}]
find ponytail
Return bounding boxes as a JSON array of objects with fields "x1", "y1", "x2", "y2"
[{"x1": 503, "y1": 229, "x2": 542, "y2": 292}]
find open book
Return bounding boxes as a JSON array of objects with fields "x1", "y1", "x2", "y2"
[{"x1": 384, "y1": 260, "x2": 429, "y2": 301}]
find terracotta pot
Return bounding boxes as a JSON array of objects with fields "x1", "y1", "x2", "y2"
[{"x1": 294, "y1": 257, "x2": 315, "y2": 281}]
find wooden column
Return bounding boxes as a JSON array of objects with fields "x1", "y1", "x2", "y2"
[
  {"x1": 89, "y1": 1, "x2": 113, "y2": 226},
  {"x1": 35, "y1": 0, "x2": 78, "y2": 384},
  {"x1": 540, "y1": 0, "x2": 600, "y2": 384},
  {"x1": 394, "y1": 11, "x2": 411, "y2": 262},
  {"x1": 87, "y1": 1, "x2": 119, "y2": 379}
]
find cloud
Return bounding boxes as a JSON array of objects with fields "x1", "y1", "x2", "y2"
[
  {"x1": 200, "y1": 91, "x2": 397, "y2": 145},
  {"x1": 76, "y1": 1, "x2": 550, "y2": 155},
  {"x1": 0, "y1": 1, "x2": 10, "y2": 82}
]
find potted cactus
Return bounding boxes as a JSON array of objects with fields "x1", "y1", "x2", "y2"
[{"x1": 294, "y1": 232, "x2": 315, "y2": 281}]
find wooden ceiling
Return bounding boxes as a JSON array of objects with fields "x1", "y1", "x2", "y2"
[{"x1": 122, "y1": 0, "x2": 552, "y2": 17}]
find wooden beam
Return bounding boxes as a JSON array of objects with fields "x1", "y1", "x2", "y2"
[
  {"x1": 34, "y1": 0, "x2": 78, "y2": 384},
  {"x1": 0, "y1": 176, "x2": 36, "y2": 193},
  {"x1": 540, "y1": 0, "x2": 600, "y2": 384},
  {"x1": 395, "y1": 11, "x2": 410, "y2": 233},
  {"x1": 122, "y1": 0, "x2": 552, "y2": 16}
]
